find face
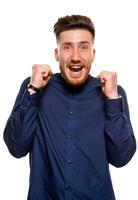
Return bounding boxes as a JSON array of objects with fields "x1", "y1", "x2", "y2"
[{"x1": 55, "y1": 29, "x2": 95, "y2": 87}]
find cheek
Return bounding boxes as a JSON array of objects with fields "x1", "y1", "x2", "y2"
[
  {"x1": 87, "y1": 53, "x2": 95, "y2": 63},
  {"x1": 59, "y1": 53, "x2": 70, "y2": 65},
  {"x1": 82, "y1": 51, "x2": 94, "y2": 61}
]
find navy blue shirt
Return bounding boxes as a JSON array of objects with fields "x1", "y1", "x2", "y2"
[{"x1": 4, "y1": 73, "x2": 136, "y2": 200}]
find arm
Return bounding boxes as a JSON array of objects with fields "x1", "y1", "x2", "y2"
[
  {"x1": 98, "y1": 71, "x2": 136, "y2": 167},
  {"x1": 104, "y1": 86, "x2": 136, "y2": 167},
  {"x1": 3, "y1": 64, "x2": 53, "y2": 158},
  {"x1": 3, "y1": 78, "x2": 41, "y2": 158}
]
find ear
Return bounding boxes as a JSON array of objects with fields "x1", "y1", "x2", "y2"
[
  {"x1": 54, "y1": 48, "x2": 59, "y2": 62},
  {"x1": 92, "y1": 48, "x2": 96, "y2": 62}
]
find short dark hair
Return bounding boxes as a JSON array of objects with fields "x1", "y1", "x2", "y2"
[{"x1": 53, "y1": 15, "x2": 95, "y2": 42}]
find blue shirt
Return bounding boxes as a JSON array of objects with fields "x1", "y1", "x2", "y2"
[{"x1": 4, "y1": 73, "x2": 136, "y2": 200}]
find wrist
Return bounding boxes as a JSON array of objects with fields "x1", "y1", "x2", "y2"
[
  {"x1": 106, "y1": 92, "x2": 119, "y2": 99},
  {"x1": 107, "y1": 96, "x2": 119, "y2": 100},
  {"x1": 27, "y1": 84, "x2": 41, "y2": 94},
  {"x1": 27, "y1": 88, "x2": 37, "y2": 95},
  {"x1": 107, "y1": 94, "x2": 122, "y2": 100}
]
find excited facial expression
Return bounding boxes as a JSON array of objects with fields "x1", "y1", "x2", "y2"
[{"x1": 55, "y1": 29, "x2": 95, "y2": 87}]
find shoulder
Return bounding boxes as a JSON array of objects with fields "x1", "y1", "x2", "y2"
[
  {"x1": 117, "y1": 85, "x2": 127, "y2": 98},
  {"x1": 18, "y1": 77, "x2": 30, "y2": 93},
  {"x1": 22, "y1": 77, "x2": 30, "y2": 86}
]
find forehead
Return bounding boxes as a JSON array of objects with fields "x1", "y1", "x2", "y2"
[{"x1": 58, "y1": 29, "x2": 93, "y2": 44}]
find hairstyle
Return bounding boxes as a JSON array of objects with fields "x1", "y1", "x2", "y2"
[{"x1": 53, "y1": 15, "x2": 95, "y2": 42}]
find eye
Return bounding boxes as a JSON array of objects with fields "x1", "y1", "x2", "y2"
[
  {"x1": 80, "y1": 44, "x2": 89, "y2": 51},
  {"x1": 63, "y1": 44, "x2": 71, "y2": 50}
]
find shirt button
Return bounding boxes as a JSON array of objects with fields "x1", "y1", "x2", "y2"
[
  {"x1": 68, "y1": 135, "x2": 71, "y2": 139},
  {"x1": 69, "y1": 111, "x2": 73, "y2": 114},
  {"x1": 67, "y1": 160, "x2": 71, "y2": 164}
]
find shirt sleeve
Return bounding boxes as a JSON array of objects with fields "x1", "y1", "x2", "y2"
[
  {"x1": 3, "y1": 78, "x2": 42, "y2": 158},
  {"x1": 104, "y1": 85, "x2": 136, "y2": 167}
]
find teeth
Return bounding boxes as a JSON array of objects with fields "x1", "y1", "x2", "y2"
[
  {"x1": 69, "y1": 65, "x2": 83, "y2": 72},
  {"x1": 70, "y1": 65, "x2": 82, "y2": 69},
  {"x1": 71, "y1": 66, "x2": 81, "y2": 68}
]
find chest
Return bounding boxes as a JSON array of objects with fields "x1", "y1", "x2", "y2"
[{"x1": 39, "y1": 86, "x2": 105, "y2": 135}]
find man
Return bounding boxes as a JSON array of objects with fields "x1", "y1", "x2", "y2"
[{"x1": 4, "y1": 15, "x2": 136, "y2": 200}]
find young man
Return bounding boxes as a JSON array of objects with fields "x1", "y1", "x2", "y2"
[{"x1": 4, "y1": 15, "x2": 136, "y2": 200}]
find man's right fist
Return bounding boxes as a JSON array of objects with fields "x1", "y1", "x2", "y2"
[{"x1": 30, "y1": 64, "x2": 53, "y2": 89}]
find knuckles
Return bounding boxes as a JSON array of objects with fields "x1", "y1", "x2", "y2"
[
  {"x1": 99, "y1": 71, "x2": 117, "y2": 79},
  {"x1": 32, "y1": 64, "x2": 51, "y2": 73}
]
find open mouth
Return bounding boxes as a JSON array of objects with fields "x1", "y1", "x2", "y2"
[{"x1": 69, "y1": 65, "x2": 83, "y2": 72}]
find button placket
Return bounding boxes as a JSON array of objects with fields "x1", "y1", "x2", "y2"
[{"x1": 65, "y1": 94, "x2": 74, "y2": 186}]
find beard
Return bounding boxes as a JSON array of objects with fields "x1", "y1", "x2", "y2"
[{"x1": 59, "y1": 63, "x2": 91, "y2": 87}]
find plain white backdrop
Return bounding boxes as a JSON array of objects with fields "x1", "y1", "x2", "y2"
[{"x1": 0, "y1": 0, "x2": 138, "y2": 199}]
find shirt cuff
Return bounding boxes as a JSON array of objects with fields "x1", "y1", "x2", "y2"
[
  {"x1": 105, "y1": 96, "x2": 124, "y2": 114},
  {"x1": 20, "y1": 89, "x2": 42, "y2": 108}
]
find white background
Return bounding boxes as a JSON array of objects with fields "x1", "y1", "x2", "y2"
[{"x1": 0, "y1": 0, "x2": 138, "y2": 199}]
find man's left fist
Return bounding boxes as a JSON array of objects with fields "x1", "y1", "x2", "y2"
[{"x1": 97, "y1": 71, "x2": 119, "y2": 99}]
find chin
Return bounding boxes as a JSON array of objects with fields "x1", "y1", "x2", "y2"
[{"x1": 65, "y1": 76, "x2": 88, "y2": 87}]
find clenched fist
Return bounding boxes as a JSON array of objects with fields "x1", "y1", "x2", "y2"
[
  {"x1": 30, "y1": 64, "x2": 53, "y2": 89},
  {"x1": 97, "y1": 71, "x2": 119, "y2": 99}
]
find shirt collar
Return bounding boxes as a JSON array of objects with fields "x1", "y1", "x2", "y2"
[{"x1": 49, "y1": 73, "x2": 101, "y2": 94}]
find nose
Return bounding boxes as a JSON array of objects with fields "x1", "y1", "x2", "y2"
[{"x1": 71, "y1": 47, "x2": 81, "y2": 62}]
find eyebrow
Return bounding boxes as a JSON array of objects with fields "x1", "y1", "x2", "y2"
[
  {"x1": 80, "y1": 41, "x2": 90, "y2": 44},
  {"x1": 61, "y1": 41, "x2": 91, "y2": 46}
]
